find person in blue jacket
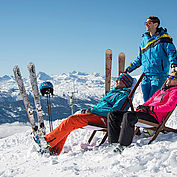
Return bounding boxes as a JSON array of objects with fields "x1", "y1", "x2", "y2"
[
  {"x1": 125, "y1": 16, "x2": 177, "y2": 101},
  {"x1": 34, "y1": 73, "x2": 134, "y2": 155}
]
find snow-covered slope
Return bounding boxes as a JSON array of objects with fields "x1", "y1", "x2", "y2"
[
  {"x1": 1, "y1": 111, "x2": 177, "y2": 176},
  {"x1": 0, "y1": 72, "x2": 177, "y2": 176}
]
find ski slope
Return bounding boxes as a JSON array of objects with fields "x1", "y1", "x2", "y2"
[{"x1": 1, "y1": 74, "x2": 177, "y2": 177}]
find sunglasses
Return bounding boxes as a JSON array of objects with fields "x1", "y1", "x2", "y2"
[
  {"x1": 167, "y1": 75, "x2": 177, "y2": 80},
  {"x1": 145, "y1": 21, "x2": 153, "y2": 25}
]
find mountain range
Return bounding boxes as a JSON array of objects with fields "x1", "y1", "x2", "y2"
[{"x1": 0, "y1": 71, "x2": 118, "y2": 124}]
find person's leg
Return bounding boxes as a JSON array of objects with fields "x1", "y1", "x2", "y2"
[
  {"x1": 107, "y1": 110, "x2": 128, "y2": 144},
  {"x1": 119, "y1": 111, "x2": 138, "y2": 146},
  {"x1": 119, "y1": 111, "x2": 158, "y2": 146},
  {"x1": 45, "y1": 113, "x2": 106, "y2": 155},
  {"x1": 149, "y1": 76, "x2": 166, "y2": 98},
  {"x1": 49, "y1": 136, "x2": 68, "y2": 155},
  {"x1": 141, "y1": 76, "x2": 151, "y2": 102}
]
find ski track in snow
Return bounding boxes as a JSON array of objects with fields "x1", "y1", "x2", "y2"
[{"x1": 0, "y1": 74, "x2": 177, "y2": 176}]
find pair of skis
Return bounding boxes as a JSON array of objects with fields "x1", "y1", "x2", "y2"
[
  {"x1": 13, "y1": 63, "x2": 46, "y2": 136},
  {"x1": 105, "y1": 49, "x2": 125, "y2": 94},
  {"x1": 13, "y1": 52, "x2": 123, "y2": 134}
]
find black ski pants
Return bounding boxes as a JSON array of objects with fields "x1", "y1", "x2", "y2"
[{"x1": 107, "y1": 110, "x2": 158, "y2": 146}]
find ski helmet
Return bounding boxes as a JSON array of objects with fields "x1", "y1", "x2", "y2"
[{"x1": 40, "y1": 81, "x2": 54, "y2": 96}]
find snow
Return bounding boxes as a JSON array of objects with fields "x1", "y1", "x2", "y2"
[
  {"x1": 0, "y1": 74, "x2": 177, "y2": 177},
  {"x1": 0, "y1": 122, "x2": 29, "y2": 139},
  {"x1": 1, "y1": 119, "x2": 177, "y2": 177}
]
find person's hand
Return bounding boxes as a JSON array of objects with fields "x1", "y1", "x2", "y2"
[
  {"x1": 136, "y1": 105, "x2": 143, "y2": 111},
  {"x1": 81, "y1": 108, "x2": 91, "y2": 114},
  {"x1": 171, "y1": 63, "x2": 177, "y2": 72},
  {"x1": 171, "y1": 63, "x2": 177, "y2": 68},
  {"x1": 85, "y1": 108, "x2": 91, "y2": 113},
  {"x1": 136, "y1": 105, "x2": 154, "y2": 113},
  {"x1": 124, "y1": 66, "x2": 130, "y2": 73},
  {"x1": 81, "y1": 109, "x2": 86, "y2": 114}
]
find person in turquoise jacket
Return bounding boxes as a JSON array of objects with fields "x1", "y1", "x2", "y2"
[
  {"x1": 125, "y1": 16, "x2": 177, "y2": 101},
  {"x1": 90, "y1": 87, "x2": 131, "y2": 117},
  {"x1": 34, "y1": 73, "x2": 134, "y2": 155},
  {"x1": 83, "y1": 72, "x2": 134, "y2": 117}
]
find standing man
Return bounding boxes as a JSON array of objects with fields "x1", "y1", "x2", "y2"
[{"x1": 125, "y1": 16, "x2": 177, "y2": 101}]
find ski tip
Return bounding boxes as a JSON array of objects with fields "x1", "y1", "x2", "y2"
[
  {"x1": 119, "y1": 52, "x2": 125, "y2": 57},
  {"x1": 106, "y1": 49, "x2": 112, "y2": 53},
  {"x1": 13, "y1": 65, "x2": 19, "y2": 70},
  {"x1": 28, "y1": 62, "x2": 34, "y2": 66},
  {"x1": 27, "y1": 62, "x2": 36, "y2": 72},
  {"x1": 13, "y1": 65, "x2": 20, "y2": 74}
]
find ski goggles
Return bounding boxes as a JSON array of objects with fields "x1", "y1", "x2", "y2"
[{"x1": 167, "y1": 75, "x2": 177, "y2": 80}]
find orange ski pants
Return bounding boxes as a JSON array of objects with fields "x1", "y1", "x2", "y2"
[{"x1": 44, "y1": 113, "x2": 107, "y2": 155}]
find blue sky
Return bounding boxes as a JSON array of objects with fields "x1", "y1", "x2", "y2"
[{"x1": 1, "y1": 0, "x2": 177, "y2": 78}]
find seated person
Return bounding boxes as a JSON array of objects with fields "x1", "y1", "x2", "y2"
[
  {"x1": 35, "y1": 73, "x2": 134, "y2": 155},
  {"x1": 107, "y1": 71, "x2": 177, "y2": 153}
]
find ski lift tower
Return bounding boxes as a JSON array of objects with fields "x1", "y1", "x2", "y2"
[{"x1": 68, "y1": 82, "x2": 78, "y2": 115}]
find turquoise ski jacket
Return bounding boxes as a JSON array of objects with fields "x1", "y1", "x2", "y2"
[
  {"x1": 91, "y1": 88, "x2": 131, "y2": 118},
  {"x1": 128, "y1": 28, "x2": 177, "y2": 76}
]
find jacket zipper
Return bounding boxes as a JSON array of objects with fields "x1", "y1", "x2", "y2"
[{"x1": 161, "y1": 60, "x2": 164, "y2": 71}]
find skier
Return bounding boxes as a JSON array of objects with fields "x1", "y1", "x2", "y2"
[
  {"x1": 34, "y1": 73, "x2": 134, "y2": 155},
  {"x1": 108, "y1": 71, "x2": 177, "y2": 153},
  {"x1": 125, "y1": 16, "x2": 177, "y2": 101}
]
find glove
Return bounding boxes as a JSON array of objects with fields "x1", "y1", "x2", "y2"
[
  {"x1": 136, "y1": 105, "x2": 149, "y2": 112},
  {"x1": 171, "y1": 63, "x2": 177, "y2": 72},
  {"x1": 81, "y1": 108, "x2": 91, "y2": 114},
  {"x1": 81, "y1": 109, "x2": 86, "y2": 114},
  {"x1": 124, "y1": 66, "x2": 130, "y2": 73},
  {"x1": 136, "y1": 105, "x2": 142, "y2": 111},
  {"x1": 136, "y1": 105, "x2": 154, "y2": 113},
  {"x1": 171, "y1": 63, "x2": 177, "y2": 68}
]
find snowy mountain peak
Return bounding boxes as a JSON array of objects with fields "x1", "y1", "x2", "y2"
[
  {"x1": 0, "y1": 75, "x2": 11, "y2": 81},
  {"x1": 0, "y1": 71, "x2": 108, "y2": 124},
  {"x1": 37, "y1": 72, "x2": 53, "y2": 81}
]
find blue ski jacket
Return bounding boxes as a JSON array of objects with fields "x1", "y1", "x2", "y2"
[
  {"x1": 91, "y1": 88, "x2": 131, "y2": 118},
  {"x1": 127, "y1": 28, "x2": 177, "y2": 76}
]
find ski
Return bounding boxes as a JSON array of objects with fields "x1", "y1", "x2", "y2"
[
  {"x1": 118, "y1": 52, "x2": 125, "y2": 75},
  {"x1": 105, "y1": 49, "x2": 112, "y2": 94},
  {"x1": 28, "y1": 62, "x2": 46, "y2": 136},
  {"x1": 13, "y1": 65, "x2": 38, "y2": 135}
]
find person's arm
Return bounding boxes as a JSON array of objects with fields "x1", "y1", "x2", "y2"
[
  {"x1": 111, "y1": 93, "x2": 129, "y2": 111},
  {"x1": 164, "y1": 39, "x2": 177, "y2": 65},
  {"x1": 126, "y1": 46, "x2": 142, "y2": 73},
  {"x1": 91, "y1": 91, "x2": 129, "y2": 117}
]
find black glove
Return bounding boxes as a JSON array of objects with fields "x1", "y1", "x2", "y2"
[
  {"x1": 81, "y1": 108, "x2": 91, "y2": 114},
  {"x1": 81, "y1": 109, "x2": 86, "y2": 114},
  {"x1": 124, "y1": 66, "x2": 130, "y2": 73},
  {"x1": 136, "y1": 105, "x2": 143, "y2": 110},
  {"x1": 136, "y1": 105, "x2": 154, "y2": 113}
]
